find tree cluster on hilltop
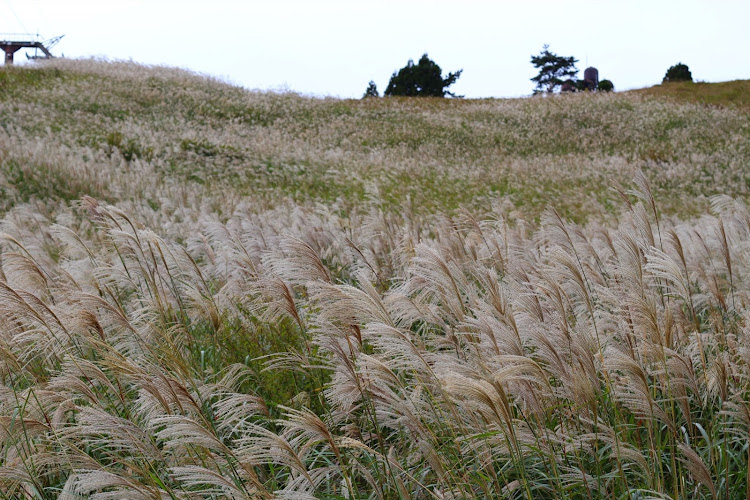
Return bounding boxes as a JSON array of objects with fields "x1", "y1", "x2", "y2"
[
  {"x1": 530, "y1": 44, "x2": 579, "y2": 94},
  {"x1": 365, "y1": 46, "x2": 694, "y2": 98},
  {"x1": 530, "y1": 44, "x2": 615, "y2": 94},
  {"x1": 364, "y1": 54, "x2": 462, "y2": 98}
]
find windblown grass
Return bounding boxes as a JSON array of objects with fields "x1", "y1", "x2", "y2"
[{"x1": 0, "y1": 60, "x2": 748, "y2": 498}]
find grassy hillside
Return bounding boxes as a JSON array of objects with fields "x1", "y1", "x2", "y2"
[
  {"x1": 1, "y1": 60, "x2": 749, "y2": 225},
  {"x1": 1, "y1": 60, "x2": 750, "y2": 498},
  {"x1": 633, "y1": 79, "x2": 750, "y2": 113}
]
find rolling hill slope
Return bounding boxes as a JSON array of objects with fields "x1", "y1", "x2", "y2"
[
  {"x1": 1, "y1": 59, "x2": 748, "y2": 225},
  {"x1": 1, "y1": 60, "x2": 750, "y2": 498},
  {"x1": 632, "y1": 78, "x2": 750, "y2": 112}
]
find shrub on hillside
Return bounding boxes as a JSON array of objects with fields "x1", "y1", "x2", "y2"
[
  {"x1": 362, "y1": 80, "x2": 379, "y2": 98},
  {"x1": 384, "y1": 54, "x2": 462, "y2": 97},
  {"x1": 663, "y1": 63, "x2": 693, "y2": 83},
  {"x1": 598, "y1": 79, "x2": 614, "y2": 92}
]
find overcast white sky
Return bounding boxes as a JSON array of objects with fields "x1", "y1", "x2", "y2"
[{"x1": 2, "y1": 0, "x2": 749, "y2": 98}]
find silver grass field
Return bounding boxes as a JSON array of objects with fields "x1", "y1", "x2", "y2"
[{"x1": 0, "y1": 59, "x2": 749, "y2": 499}]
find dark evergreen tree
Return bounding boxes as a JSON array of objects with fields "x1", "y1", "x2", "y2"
[
  {"x1": 384, "y1": 54, "x2": 462, "y2": 97},
  {"x1": 363, "y1": 81, "x2": 379, "y2": 98},
  {"x1": 597, "y1": 79, "x2": 614, "y2": 92},
  {"x1": 530, "y1": 45, "x2": 578, "y2": 94},
  {"x1": 560, "y1": 79, "x2": 578, "y2": 92},
  {"x1": 663, "y1": 63, "x2": 692, "y2": 83}
]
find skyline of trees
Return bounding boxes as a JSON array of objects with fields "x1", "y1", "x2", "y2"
[{"x1": 363, "y1": 49, "x2": 692, "y2": 98}]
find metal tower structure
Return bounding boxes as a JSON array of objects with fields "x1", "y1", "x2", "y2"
[{"x1": 0, "y1": 33, "x2": 63, "y2": 65}]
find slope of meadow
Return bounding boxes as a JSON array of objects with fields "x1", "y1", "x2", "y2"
[
  {"x1": 0, "y1": 60, "x2": 749, "y2": 498},
  {"x1": 633, "y1": 79, "x2": 750, "y2": 113},
  {"x1": 1, "y1": 59, "x2": 749, "y2": 224}
]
